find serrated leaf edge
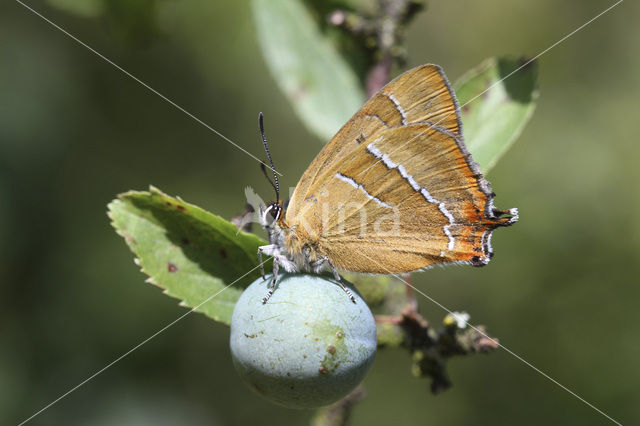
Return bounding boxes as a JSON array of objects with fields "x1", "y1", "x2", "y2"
[{"x1": 107, "y1": 194, "x2": 239, "y2": 324}]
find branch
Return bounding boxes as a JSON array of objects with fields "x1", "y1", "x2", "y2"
[
  {"x1": 231, "y1": 203, "x2": 255, "y2": 232},
  {"x1": 310, "y1": 387, "x2": 366, "y2": 426},
  {"x1": 399, "y1": 307, "x2": 499, "y2": 393},
  {"x1": 328, "y1": 0, "x2": 426, "y2": 97}
]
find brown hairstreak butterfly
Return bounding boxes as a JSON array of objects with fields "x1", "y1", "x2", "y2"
[{"x1": 257, "y1": 64, "x2": 518, "y2": 303}]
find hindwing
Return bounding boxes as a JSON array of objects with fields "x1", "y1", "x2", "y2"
[{"x1": 284, "y1": 64, "x2": 516, "y2": 273}]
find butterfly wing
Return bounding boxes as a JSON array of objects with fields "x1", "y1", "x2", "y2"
[
  {"x1": 286, "y1": 64, "x2": 461, "y2": 220},
  {"x1": 285, "y1": 65, "x2": 517, "y2": 273}
]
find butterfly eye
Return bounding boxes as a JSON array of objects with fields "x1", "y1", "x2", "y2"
[
  {"x1": 262, "y1": 203, "x2": 281, "y2": 226},
  {"x1": 269, "y1": 204, "x2": 282, "y2": 221}
]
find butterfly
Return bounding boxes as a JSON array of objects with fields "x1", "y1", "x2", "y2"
[{"x1": 257, "y1": 64, "x2": 518, "y2": 303}]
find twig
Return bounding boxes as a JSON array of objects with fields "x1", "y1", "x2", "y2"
[
  {"x1": 328, "y1": 0, "x2": 425, "y2": 97},
  {"x1": 403, "y1": 308, "x2": 499, "y2": 393},
  {"x1": 231, "y1": 203, "x2": 255, "y2": 232},
  {"x1": 310, "y1": 387, "x2": 366, "y2": 426},
  {"x1": 375, "y1": 314, "x2": 402, "y2": 325},
  {"x1": 403, "y1": 273, "x2": 417, "y2": 310}
]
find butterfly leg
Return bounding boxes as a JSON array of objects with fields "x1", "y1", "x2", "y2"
[
  {"x1": 258, "y1": 245, "x2": 299, "y2": 303},
  {"x1": 258, "y1": 244, "x2": 278, "y2": 302},
  {"x1": 325, "y1": 258, "x2": 356, "y2": 304},
  {"x1": 262, "y1": 258, "x2": 279, "y2": 304},
  {"x1": 257, "y1": 244, "x2": 278, "y2": 280},
  {"x1": 257, "y1": 247, "x2": 265, "y2": 279}
]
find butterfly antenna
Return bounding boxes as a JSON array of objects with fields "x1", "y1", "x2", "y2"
[
  {"x1": 259, "y1": 112, "x2": 280, "y2": 202},
  {"x1": 260, "y1": 162, "x2": 278, "y2": 199}
]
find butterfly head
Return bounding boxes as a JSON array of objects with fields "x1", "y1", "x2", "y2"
[{"x1": 260, "y1": 200, "x2": 284, "y2": 229}]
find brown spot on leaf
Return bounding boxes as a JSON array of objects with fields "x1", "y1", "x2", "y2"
[
  {"x1": 219, "y1": 248, "x2": 228, "y2": 259},
  {"x1": 181, "y1": 238, "x2": 190, "y2": 246},
  {"x1": 318, "y1": 367, "x2": 329, "y2": 375},
  {"x1": 327, "y1": 345, "x2": 336, "y2": 355},
  {"x1": 176, "y1": 205, "x2": 186, "y2": 212},
  {"x1": 168, "y1": 262, "x2": 178, "y2": 273}
]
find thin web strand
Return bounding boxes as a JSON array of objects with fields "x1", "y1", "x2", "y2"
[
  {"x1": 15, "y1": 0, "x2": 283, "y2": 176},
  {"x1": 17, "y1": 262, "x2": 265, "y2": 425},
  {"x1": 355, "y1": 0, "x2": 623, "y2": 179},
  {"x1": 359, "y1": 252, "x2": 622, "y2": 425}
]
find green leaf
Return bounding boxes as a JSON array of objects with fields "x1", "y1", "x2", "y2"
[
  {"x1": 47, "y1": 0, "x2": 105, "y2": 18},
  {"x1": 108, "y1": 186, "x2": 268, "y2": 325},
  {"x1": 455, "y1": 57, "x2": 539, "y2": 173},
  {"x1": 252, "y1": 0, "x2": 365, "y2": 141}
]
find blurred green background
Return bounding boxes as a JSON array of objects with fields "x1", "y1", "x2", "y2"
[{"x1": 2, "y1": 0, "x2": 638, "y2": 424}]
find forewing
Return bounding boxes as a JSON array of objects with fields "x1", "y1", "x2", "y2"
[{"x1": 287, "y1": 64, "x2": 461, "y2": 220}]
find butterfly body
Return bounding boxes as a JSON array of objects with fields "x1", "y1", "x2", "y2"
[
  {"x1": 258, "y1": 202, "x2": 353, "y2": 302},
  {"x1": 258, "y1": 205, "x2": 324, "y2": 274},
  {"x1": 257, "y1": 64, "x2": 518, "y2": 303}
]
